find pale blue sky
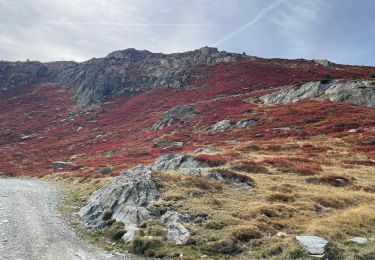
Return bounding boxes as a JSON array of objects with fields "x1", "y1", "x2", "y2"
[{"x1": 0, "y1": 0, "x2": 374, "y2": 65}]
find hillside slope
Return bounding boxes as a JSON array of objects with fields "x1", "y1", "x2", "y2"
[{"x1": 1, "y1": 47, "x2": 375, "y2": 259}]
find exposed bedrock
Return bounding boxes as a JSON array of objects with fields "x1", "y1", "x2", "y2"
[{"x1": 260, "y1": 79, "x2": 375, "y2": 108}]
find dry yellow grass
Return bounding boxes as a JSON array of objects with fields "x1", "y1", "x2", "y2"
[{"x1": 52, "y1": 136, "x2": 375, "y2": 259}]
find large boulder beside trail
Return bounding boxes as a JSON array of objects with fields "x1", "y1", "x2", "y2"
[{"x1": 79, "y1": 165, "x2": 160, "y2": 229}]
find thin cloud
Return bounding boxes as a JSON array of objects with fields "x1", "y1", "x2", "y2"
[{"x1": 212, "y1": 0, "x2": 288, "y2": 46}]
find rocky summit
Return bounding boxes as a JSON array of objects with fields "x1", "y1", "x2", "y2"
[{"x1": 1, "y1": 47, "x2": 375, "y2": 259}]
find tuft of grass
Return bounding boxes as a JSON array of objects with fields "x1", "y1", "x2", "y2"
[
  {"x1": 131, "y1": 236, "x2": 163, "y2": 257},
  {"x1": 194, "y1": 154, "x2": 227, "y2": 167},
  {"x1": 267, "y1": 193, "x2": 295, "y2": 203},
  {"x1": 310, "y1": 175, "x2": 353, "y2": 187},
  {"x1": 343, "y1": 160, "x2": 375, "y2": 167},
  {"x1": 233, "y1": 227, "x2": 262, "y2": 242},
  {"x1": 105, "y1": 221, "x2": 126, "y2": 240},
  {"x1": 102, "y1": 208, "x2": 113, "y2": 221},
  {"x1": 213, "y1": 168, "x2": 255, "y2": 186}
]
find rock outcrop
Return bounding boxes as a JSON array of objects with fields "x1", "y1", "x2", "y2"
[
  {"x1": 80, "y1": 163, "x2": 194, "y2": 244},
  {"x1": 152, "y1": 104, "x2": 197, "y2": 131},
  {"x1": 1, "y1": 47, "x2": 254, "y2": 107},
  {"x1": 209, "y1": 118, "x2": 259, "y2": 133},
  {"x1": 48, "y1": 47, "x2": 251, "y2": 107},
  {"x1": 260, "y1": 79, "x2": 375, "y2": 108},
  {"x1": 151, "y1": 153, "x2": 254, "y2": 188},
  {"x1": 0, "y1": 61, "x2": 47, "y2": 98},
  {"x1": 79, "y1": 165, "x2": 160, "y2": 231},
  {"x1": 151, "y1": 153, "x2": 205, "y2": 176}
]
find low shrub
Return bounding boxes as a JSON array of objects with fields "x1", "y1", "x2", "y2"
[
  {"x1": 213, "y1": 168, "x2": 254, "y2": 186},
  {"x1": 184, "y1": 175, "x2": 223, "y2": 191},
  {"x1": 205, "y1": 220, "x2": 224, "y2": 230},
  {"x1": 194, "y1": 154, "x2": 227, "y2": 167},
  {"x1": 315, "y1": 175, "x2": 352, "y2": 187},
  {"x1": 239, "y1": 144, "x2": 261, "y2": 151},
  {"x1": 233, "y1": 227, "x2": 262, "y2": 242},
  {"x1": 101, "y1": 208, "x2": 113, "y2": 221},
  {"x1": 261, "y1": 157, "x2": 321, "y2": 175},
  {"x1": 206, "y1": 238, "x2": 241, "y2": 255},
  {"x1": 232, "y1": 160, "x2": 269, "y2": 174},
  {"x1": 267, "y1": 193, "x2": 295, "y2": 203},
  {"x1": 343, "y1": 160, "x2": 375, "y2": 167},
  {"x1": 131, "y1": 236, "x2": 162, "y2": 256},
  {"x1": 106, "y1": 222, "x2": 126, "y2": 240}
]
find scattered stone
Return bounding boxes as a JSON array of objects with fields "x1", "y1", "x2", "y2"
[
  {"x1": 152, "y1": 104, "x2": 197, "y2": 131},
  {"x1": 348, "y1": 237, "x2": 368, "y2": 245},
  {"x1": 103, "y1": 149, "x2": 117, "y2": 157},
  {"x1": 235, "y1": 118, "x2": 259, "y2": 128},
  {"x1": 51, "y1": 161, "x2": 80, "y2": 169},
  {"x1": 347, "y1": 129, "x2": 358, "y2": 133},
  {"x1": 313, "y1": 59, "x2": 334, "y2": 67},
  {"x1": 363, "y1": 139, "x2": 375, "y2": 145},
  {"x1": 193, "y1": 147, "x2": 219, "y2": 154},
  {"x1": 209, "y1": 120, "x2": 234, "y2": 133},
  {"x1": 161, "y1": 211, "x2": 190, "y2": 245},
  {"x1": 296, "y1": 235, "x2": 329, "y2": 258},
  {"x1": 20, "y1": 133, "x2": 37, "y2": 140},
  {"x1": 94, "y1": 167, "x2": 112, "y2": 175},
  {"x1": 276, "y1": 232, "x2": 288, "y2": 237}
]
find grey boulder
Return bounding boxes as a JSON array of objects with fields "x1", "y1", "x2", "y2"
[
  {"x1": 152, "y1": 104, "x2": 196, "y2": 131},
  {"x1": 296, "y1": 235, "x2": 329, "y2": 258},
  {"x1": 209, "y1": 120, "x2": 233, "y2": 133},
  {"x1": 161, "y1": 211, "x2": 190, "y2": 245},
  {"x1": 51, "y1": 161, "x2": 81, "y2": 169},
  {"x1": 151, "y1": 153, "x2": 205, "y2": 176},
  {"x1": 348, "y1": 237, "x2": 368, "y2": 245}
]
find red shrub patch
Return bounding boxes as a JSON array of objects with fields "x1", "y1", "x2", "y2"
[
  {"x1": 262, "y1": 157, "x2": 321, "y2": 175},
  {"x1": 232, "y1": 160, "x2": 269, "y2": 174},
  {"x1": 194, "y1": 154, "x2": 227, "y2": 167},
  {"x1": 314, "y1": 175, "x2": 352, "y2": 187},
  {"x1": 343, "y1": 160, "x2": 375, "y2": 167}
]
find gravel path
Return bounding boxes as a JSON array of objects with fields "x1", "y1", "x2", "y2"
[{"x1": 0, "y1": 177, "x2": 140, "y2": 260}]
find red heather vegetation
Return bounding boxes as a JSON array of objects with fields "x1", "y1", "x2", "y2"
[
  {"x1": 231, "y1": 160, "x2": 269, "y2": 174},
  {"x1": 0, "y1": 58, "x2": 374, "y2": 177},
  {"x1": 194, "y1": 154, "x2": 228, "y2": 167},
  {"x1": 261, "y1": 157, "x2": 322, "y2": 176}
]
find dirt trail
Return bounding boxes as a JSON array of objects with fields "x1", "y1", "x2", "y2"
[{"x1": 0, "y1": 177, "x2": 139, "y2": 260}]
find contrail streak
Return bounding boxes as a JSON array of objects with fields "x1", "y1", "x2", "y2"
[
  {"x1": 212, "y1": 0, "x2": 288, "y2": 46},
  {"x1": 20, "y1": 21, "x2": 220, "y2": 27}
]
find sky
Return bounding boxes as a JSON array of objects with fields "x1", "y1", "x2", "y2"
[{"x1": 0, "y1": 0, "x2": 374, "y2": 65}]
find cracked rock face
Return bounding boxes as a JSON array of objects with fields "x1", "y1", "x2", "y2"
[
  {"x1": 260, "y1": 79, "x2": 375, "y2": 108},
  {"x1": 79, "y1": 165, "x2": 160, "y2": 229}
]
